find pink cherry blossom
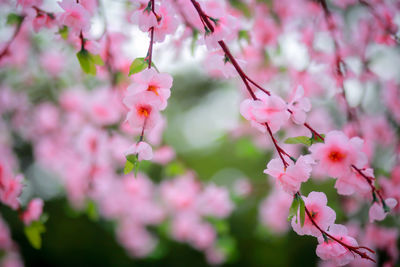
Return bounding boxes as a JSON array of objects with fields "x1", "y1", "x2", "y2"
[
  {"x1": 264, "y1": 155, "x2": 315, "y2": 195},
  {"x1": 40, "y1": 50, "x2": 65, "y2": 76},
  {"x1": 0, "y1": 164, "x2": 23, "y2": 210},
  {"x1": 259, "y1": 187, "x2": 292, "y2": 234},
  {"x1": 369, "y1": 198, "x2": 397, "y2": 223},
  {"x1": 334, "y1": 167, "x2": 372, "y2": 196},
  {"x1": 57, "y1": 0, "x2": 91, "y2": 34},
  {"x1": 196, "y1": 184, "x2": 234, "y2": 218},
  {"x1": 123, "y1": 91, "x2": 162, "y2": 131},
  {"x1": 17, "y1": 0, "x2": 42, "y2": 9},
  {"x1": 152, "y1": 146, "x2": 175, "y2": 165},
  {"x1": 316, "y1": 224, "x2": 359, "y2": 266},
  {"x1": 126, "y1": 69, "x2": 173, "y2": 110},
  {"x1": 288, "y1": 86, "x2": 311, "y2": 124},
  {"x1": 309, "y1": 131, "x2": 367, "y2": 178},
  {"x1": 124, "y1": 141, "x2": 153, "y2": 161},
  {"x1": 291, "y1": 192, "x2": 336, "y2": 237},
  {"x1": 131, "y1": 3, "x2": 159, "y2": 33},
  {"x1": 160, "y1": 173, "x2": 200, "y2": 212},
  {"x1": 21, "y1": 198, "x2": 44, "y2": 225},
  {"x1": 240, "y1": 93, "x2": 289, "y2": 134},
  {"x1": 153, "y1": 4, "x2": 179, "y2": 43}
]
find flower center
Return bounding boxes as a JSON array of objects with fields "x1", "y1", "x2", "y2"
[
  {"x1": 147, "y1": 85, "x2": 159, "y2": 96},
  {"x1": 137, "y1": 106, "x2": 151, "y2": 117},
  {"x1": 328, "y1": 150, "x2": 346, "y2": 162}
]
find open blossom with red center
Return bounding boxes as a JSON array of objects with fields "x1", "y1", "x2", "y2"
[
  {"x1": 309, "y1": 131, "x2": 367, "y2": 178},
  {"x1": 126, "y1": 69, "x2": 173, "y2": 110},
  {"x1": 240, "y1": 92, "x2": 290, "y2": 134},
  {"x1": 123, "y1": 92, "x2": 162, "y2": 131},
  {"x1": 291, "y1": 192, "x2": 336, "y2": 237},
  {"x1": 264, "y1": 155, "x2": 315, "y2": 195},
  {"x1": 316, "y1": 224, "x2": 360, "y2": 266}
]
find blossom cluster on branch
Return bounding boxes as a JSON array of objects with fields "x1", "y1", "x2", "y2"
[{"x1": 0, "y1": 0, "x2": 399, "y2": 266}]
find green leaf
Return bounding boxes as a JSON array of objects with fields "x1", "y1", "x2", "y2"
[
  {"x1": 284, "y1": 136, "x2": 312, "y2": 146},
  {"x1": 190, "y1": 29, "x2": 199, "y2": 56},
  {"x1": 287, "y1": 195, "x2": 300, "y2": 222},
  {"x1": 24, "y1": 221, "x2": 46, "y2": 249},
  {"x1": 382, "y1": 200, "x2": 391, "y2": 213},
  {"x1": 7, "y1": 13, "x2": 23, "y2": 25},
  {"x1": 86, "y1": 200, "x2": 99, "y2": 221},
  {"x1": 124, "y1": 154, "x2": 139, "y2": 175},
  {"x1": 77, "y1": 50, "x2": 96, "y2": 75},
  {"x1": 299, "y1": 196, "x2": 305, "y2": 227},
  {"x1": 90, "y1": 54, "x2": 104, "y2": 66},
  {"x1": 58, "y1": 26, "x2": 69, "y2": 40},
  {"x1": 165, "y1": 161, "x2": 185, "y2": 177},
  {"x1": 77, "y1": 50, "x2": 103, "y2": 75},
  {"x1": 216, "y1": 236, "x2": 238, "y2": 262},
  {"x1": 129, "y1": 58, "x2": 148, "y2": 75},
  {"x1": 238, "y1": 30, "x2": 250, "y2": 43},
  {"x1": 310, "y1": 133, "x2": 325, "y2": 144}
]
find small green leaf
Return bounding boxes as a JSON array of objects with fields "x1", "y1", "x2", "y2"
[
  {"x1": 322, "y1": 233, "x2": 329, "y2": 242},
  {"x1": 299, "y1": 197, "x2": 306, "y2": 227},
  {"x1": 129, "y1": 58, "x2": 148, "y2": 75},
  {"x1": 7, "y1": 13, "x2": 23, "y2": 25},
  {"x1": 58, "y1": 26, "x2": 69, "y2": 40},
  {"x1": 124, "y1": 154, "x2": 139, "y2": 175},
  {"x1": 77, "y1": 50, "x2": 96, "y2": 75},
  {"x1": 90, "y1": 54, "x2": 104, "y2": 66},
  {"x1": 216, "y1": 236, "x2": 237, "y2": 262},
  {"x1": 382, "y1": 200, "x2": 391, "y2": 213},
  {"x1": 287, "y1": 195, "x2": 300, "y2": 222},
  {"x1": 24, "y1": 221, "x2": 46, "y2": 249},
  {"x1": 372, "y1": 191, "x2": 378, "y2": 203},
  {"x1": 238, "y1": 30, "x2": 250, "y2": 43},
  {"x1": 190, "y1": 29, "x2": 199, "y2": 56},
  {"x1": 165, "y1": 161, "x2": 185, "y2": 177},
  {"x1": 284, "y1": 136, "x2": 312, "y2": 146},
  {"x1": 310, "y1": 133, "x2": 325, "y2": 144},
  {"x1": 86, "y1": 200, "x2": 99, "y2": 221}
]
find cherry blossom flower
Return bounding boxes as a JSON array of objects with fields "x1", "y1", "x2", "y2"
[
  {"x1": 126, "y1": 69, "x2": 173, "y2": 110},
  {"x1": 316, "y1": 224, "x2": 360, "y2": 266},
  {"x1": 369, "y1": 198, "x2": 397, "y2": 222},
  {"x1": 259, "y1": 187, "x2": 292, "y2": 234},
  {"x1": 291, "y1": 192, "x2": 336, "y2": 237},
  {"x1": 123, "y1": 92, "x2": 162, "y2": 131},
  {"x1": 124, "y1": 141, "x2": 153, "y2": 162},
  {"x1": 153, "y1": 4, "x2": 179, "y2": 43},
  {"x1": 334, "y1": 167, "x2": 372, "y2": 196},
  {"x1": 309, "y1": 131, "x2": 367, "y2": 178},
  {"x1": 0, "y1": 164, "x2": 23, "y2": 210},
  {"x1": 152, "y1": 146, "x2": 175, "y2": 165},
  {"x1": 196, "y1": 184, "x2": 234, "y2": 218},
  {"x1": 131, "y1": 2, "x2": 159, "y2": 33},
  {"x1": 21, "y1": 198, "x2": 44, "y2": 225},
  {"x1": 57, "y1": 0, "x2": 91, "y2": 34},
  {"x1": 288, "y1": 86, "x2": 311, "y2": 124},
  {"x1": 264, "y1": 155, "x2": 315, "y2": 195},
  {"x1": 240, "y1": 93, "x2": 290, "y2": 133}
]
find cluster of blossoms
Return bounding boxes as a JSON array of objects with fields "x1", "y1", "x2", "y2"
[{"x1": 0, "y1": 0, "x2": 399, "y2": 266}]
